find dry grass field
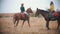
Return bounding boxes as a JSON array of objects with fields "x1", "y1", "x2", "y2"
[{"x1": 0, "y1": 13, "x2": 60, "y2": 34}]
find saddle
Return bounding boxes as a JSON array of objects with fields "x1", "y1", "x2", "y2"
[
  {"x1": 53, "y1": 12, "x2": 58, "y2": 17},
  {"x1": 21, "y1": 13, "x2": 26, "y2": 19},
  {"x1": 49, "y1": 12, "x2": 58, "y2": 19},
  {"x1": 21, "y1": 12, "x2": 29, "y2": 19}
]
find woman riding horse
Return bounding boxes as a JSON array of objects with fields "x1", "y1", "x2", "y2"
[
  {"x1": 35, "y1": 8, "x2": 60, "y2": 30},
  {"x1": 13, "y1": 8, "x2": 33, "y2": 27},
  {"x1": 20, "y1": 3, "x2": 25, "y2": 13},
  {"x1": 20, "y1": 3, "x2": 29, "y2": 16},
  {"x1": 49, "y1": 1, "x2": 55, "y2": 19}
]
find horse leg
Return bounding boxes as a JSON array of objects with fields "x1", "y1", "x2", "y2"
[
  {"x1": 28, "y1": 19, "x2": 30, "y2": 27},
  {"x1": 13, "y1": 19, "x2": 16, "y2": 27},
  {"x1": 46, "y1": 21, "x2": 50, "y2": 30},
  {"x1": 16, "y1": 20, "x2": 19, "y2": 27},
  {"x1": 14, "y1": 19, "x2": 16, "y2": 24},
  {"x1": 22, "y1": 20, "x2": 25, "y2": 27},
  {"x1": 57, "y1": 19, "x2": 60, "y2": 29}
]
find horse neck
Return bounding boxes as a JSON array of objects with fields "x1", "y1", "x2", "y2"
[
  {"x1": 39, "y1": 10, "x2": 48, "y2": 18},
  {"x1": 26, "y1": 11, "x2": 31, "y2": 15},
  {"x1": 25, "y1": 11, "x2": 30, "y2": 15}
]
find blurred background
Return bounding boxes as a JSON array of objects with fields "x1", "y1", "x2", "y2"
[
  {"x1": 0, "y1": 0, "x2": 60, "y2": 13},
  {"x1": 0, "y1": 0, "x2": 60, "y2": 34}
]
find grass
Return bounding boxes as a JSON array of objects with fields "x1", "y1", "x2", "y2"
[
  {"x1": 30, "y1": 13, "x2": 42, "y2": 17},
  {"x1": 0, "y1": 16, "x2": 11, "y2": 18}
]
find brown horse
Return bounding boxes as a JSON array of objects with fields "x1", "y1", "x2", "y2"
[
  {"x1": 35, "y1": 8, "x2": 60, "y2": 30},
  {"x1": 13, "y1": 8, "x2": 33, "y2": 27}
]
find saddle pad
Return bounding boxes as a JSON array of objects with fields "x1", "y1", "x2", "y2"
[
  {"x1": 21, "y1": 13, "x2": 26, "y2": 19},
  {"x1": 53, "y1": 12, "x2": 58, "y2": 17}
]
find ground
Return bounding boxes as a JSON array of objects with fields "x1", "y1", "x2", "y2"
[{"x1": 0, "y1": 16, "x2": 60, "y2": 34}]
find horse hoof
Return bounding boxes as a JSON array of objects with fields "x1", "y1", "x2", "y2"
[
  {"x1": 14, "y1": 25, "x2": 17, "y2": 27},
  {"x1": 57, "y1": 28, "x2": 59, "y2": 30},
  {"x1": 47, "y1": 28, "x2": 50, "y2": 30},
  {"x1": 14, "y1": 26, "x2": 16, "y2": 27},
  {"x1": 28, "y1": 25, "x2": 30, "y2": 27}
]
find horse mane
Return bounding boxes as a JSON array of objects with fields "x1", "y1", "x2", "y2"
[
  {"x1": 38, "y1": 9, "x2": 49, "y2": 13},
  {"x1": 37, "y1": 9, "x2": 49, "y2": 18},
  {"x1": 26, "y1": 8, "x2": 33, "y2": 13}
]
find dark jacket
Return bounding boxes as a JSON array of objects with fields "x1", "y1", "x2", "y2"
[{"x1": 20, "y1": 6, "x2": 25, "y2": 13}]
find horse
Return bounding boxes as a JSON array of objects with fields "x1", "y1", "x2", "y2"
[
  {"x1": 35, "y1": 8, "x2": 60, "y2": 30},
  {"x1": 13, "y1": 8, "x2": 33, "y2": 27}
]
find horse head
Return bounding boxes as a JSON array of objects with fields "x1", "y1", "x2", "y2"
[
  {"x1": 35, "y1": 8, "x2": 41, "y2": 17},
  {"x1": 35, "y1": 8, "x2": 49, "y2": 17},
  {"x1": 26, "y1": 8, "x2": 33, "y2": 15}
]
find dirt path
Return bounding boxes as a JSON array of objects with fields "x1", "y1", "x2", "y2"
[{"x1": 0, "y1": 17, "x2": 60, "y2": 34}]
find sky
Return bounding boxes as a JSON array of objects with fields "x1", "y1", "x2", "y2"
[{"x1": 0, "y1": 0, "x2": 60, "y2": 13}]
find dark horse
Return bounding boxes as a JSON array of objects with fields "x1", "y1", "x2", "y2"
[
  {"x1": 13, "y1": 8, "x2": 33, "y2": 27},
  {"x1": 35, "y1": 8, "x2": 60, "y2": 30}
]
